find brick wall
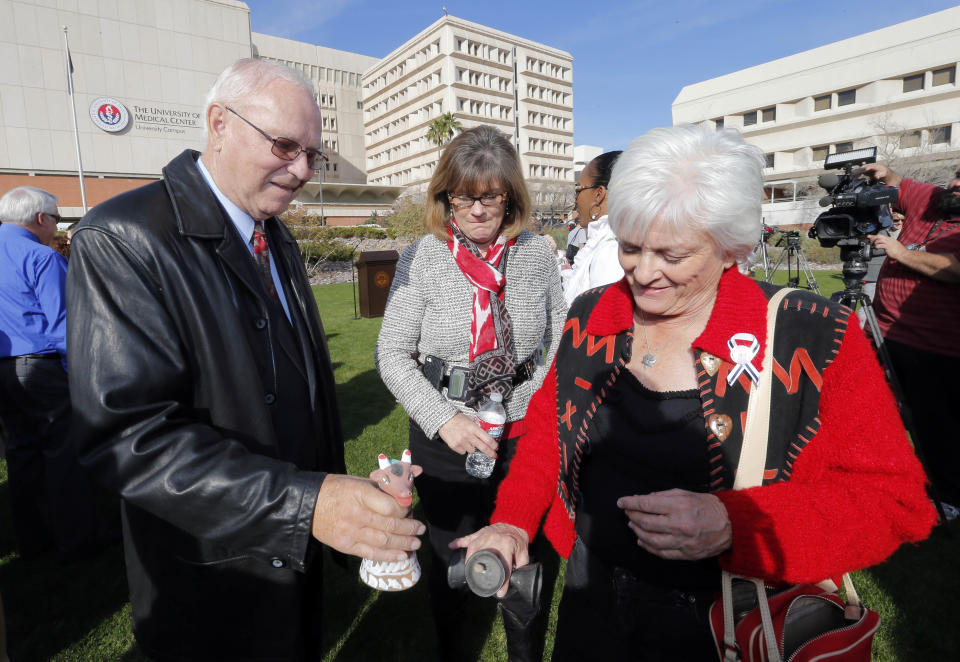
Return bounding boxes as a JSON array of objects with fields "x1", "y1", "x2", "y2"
[{"x1": 0, "y1": 174, "x2": 156, "y2": 210}]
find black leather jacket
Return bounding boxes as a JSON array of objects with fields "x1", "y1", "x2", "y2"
[{"x1": 66, "y1": 150, "x2": 345, "y2": 660}]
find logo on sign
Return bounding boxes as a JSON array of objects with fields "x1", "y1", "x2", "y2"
[{"x1": 89, "y1": 97, "x2": 130, "y2": 133}]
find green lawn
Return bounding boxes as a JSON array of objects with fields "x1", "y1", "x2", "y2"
[
  {"x1": 1, "y1": 280, "x2": 957, "y2": 660},
  {"x1": 758, "y1": 268, "x2": 848, "y2": 300}
]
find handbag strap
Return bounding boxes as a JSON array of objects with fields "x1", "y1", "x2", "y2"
[
  {"x1": 722, "y1": 287, "x2": 864, "y2": 662},
  {"x1": 733, "y1": 287, "x2": 794, "y2": 489},
  {"x1": 723, "y1": 287, "x2": 793, "y2": 662}
]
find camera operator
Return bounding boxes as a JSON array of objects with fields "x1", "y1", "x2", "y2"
[{"x1": 861, "y1": 163, "x2": 960, "y2": 516}]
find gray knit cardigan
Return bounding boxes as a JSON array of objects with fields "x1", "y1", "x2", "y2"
[{"x1": 375, "y1": 230, "x2": 567, "y2": 439}]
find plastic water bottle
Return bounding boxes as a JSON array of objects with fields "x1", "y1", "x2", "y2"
[{"x1": 465, "y1": 393, "x2": 505, "y2": 478}]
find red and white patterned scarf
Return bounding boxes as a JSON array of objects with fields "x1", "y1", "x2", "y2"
[{"x1": 447, "y1": 219, "x2": 517, "y2": 404}]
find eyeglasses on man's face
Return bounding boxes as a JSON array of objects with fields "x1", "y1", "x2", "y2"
[
  {"x1": 225, "y1": 106, "x2": 325, "y2": 171},
  {"x1": 447, "y1": 192, "x2": 508, "y2": 209},
  {"x1": 45, "y1": 212, "x2": 62, "y2": 223}
]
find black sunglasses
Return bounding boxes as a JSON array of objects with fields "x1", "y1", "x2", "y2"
[{"x1": 226, "y1": 106, "x2": 325, "y2": 171}]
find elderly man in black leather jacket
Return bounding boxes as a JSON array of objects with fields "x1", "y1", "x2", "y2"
[{"x1": 66, "y1": 59, "x2": 424, "y2": 661}]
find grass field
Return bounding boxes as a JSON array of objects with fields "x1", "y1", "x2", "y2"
[{"x1": 1, "y1": 279, "x2": 957, "y2": 661}]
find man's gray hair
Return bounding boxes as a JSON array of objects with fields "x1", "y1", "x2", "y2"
[
  {"x1": 0, "y1": 186, "x2": 59, "y2": 226},
  {"x1": 203, "y1": 58, "x2": 317, "y2": 140},
  {"x1": 608, "y1": 125, "x2": 765, "y2": 260}
]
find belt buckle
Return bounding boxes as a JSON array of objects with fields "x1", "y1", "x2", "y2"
[{"x1": 446, "y1": 366, "x2": 471, "y2": 401}]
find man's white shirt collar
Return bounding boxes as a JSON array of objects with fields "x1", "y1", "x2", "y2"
[
  {"x1": 195, "y1": 156, "x2": 292, "y2": 320},
  {"x1": 196, "y1": 157, "x2": 256, "y2": 250}
]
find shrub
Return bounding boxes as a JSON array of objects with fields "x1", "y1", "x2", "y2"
[
  {"x1": 288, "y1": 225, "x2": 387, "y2": 241},
  {"x1": 383, "y1": 199, "x2": 427, "y2": 239},
  {"x1": 280, "y1": 206, "x2": 324, "y2": 227},
  {"x1": 298, "y1": 240, "x2": 357, "y2": 264}
]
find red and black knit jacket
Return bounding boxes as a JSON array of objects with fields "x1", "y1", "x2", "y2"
[
  {"x1": 493, "y1": 268, "x2": 936, "y2": 583},
  {"x1": 556, "y1": 279, "x2": 845, "y2": 519}
]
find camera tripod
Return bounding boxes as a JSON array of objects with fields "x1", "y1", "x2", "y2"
[
  {"x1": 764, "y1": 230, "x2": 821, "y2": 294},
  {"x1": 751, "y1": 228, "x2": 773, "y2": 281},
  {"x1": 831, "y1": 261, "x2": 949, "y2": 525}
]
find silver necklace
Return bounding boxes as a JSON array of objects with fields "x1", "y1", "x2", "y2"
[{"x1": 636, "y1": 308, "x2": 706, "y2": 368}]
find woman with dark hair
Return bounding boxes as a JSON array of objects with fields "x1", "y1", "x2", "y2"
[
  {"x1": 376, "y1": 124, "x2": 566, "y2": 660},
  {"x1": 563, "y1": 150, "x2": 623, "y2": 303},
  {"x1": 454, "y1": 125, "x2": 935, "y2": 660}
]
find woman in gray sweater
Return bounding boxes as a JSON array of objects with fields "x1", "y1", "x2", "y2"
[{"x1": 376, "y1": 125, "x2": 566, "y2": 660}]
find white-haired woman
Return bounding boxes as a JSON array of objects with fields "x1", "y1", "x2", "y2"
[{"x1": 453, "y1": 125, "x2": 935, "y2": 659}]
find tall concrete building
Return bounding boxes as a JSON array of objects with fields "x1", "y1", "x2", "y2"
[
  {"x1": 673, "y1": 7, "x2": 960, "y2": 225},
  {"x1": 361, "y1": 15, "x2": 575, "y2": 213},
  {"x1": 573, "y1": 144, "x2": 602, "y2": 180},
  {"x1": 0, "y1": 0, "x2": 251, "y2": 219},
  {"x1": 1, "y1": 2, "x2": 572, "y2": 223}
]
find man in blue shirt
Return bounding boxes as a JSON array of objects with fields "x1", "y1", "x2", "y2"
[{"x1": 0, "y1": 185, "x2": 104, "y2": 558}]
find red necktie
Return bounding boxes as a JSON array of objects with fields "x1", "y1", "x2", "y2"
[{"x1": 252, "y1": 220, "x2": 278, "y2": 300}]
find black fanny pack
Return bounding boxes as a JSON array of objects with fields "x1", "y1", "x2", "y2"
[{"x1": 420, "y1": 352, "x2": 539, "y2": 402}]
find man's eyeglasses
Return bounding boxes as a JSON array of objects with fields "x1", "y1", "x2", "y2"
[
  {"x1": 45, "y1": 213, "x2": 62, "y2": 223},
  {"x1": 447, "y1": 192, "x2": 508, "y2": 209},
  {"x1": 574, "y1": 184, "x2": 600, "y2": 196},
  {"x1": 225, "y1": 106, "x2": 325, "y2": 171}
]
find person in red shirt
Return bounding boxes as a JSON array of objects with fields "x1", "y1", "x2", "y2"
[{"x1": 864, "y1": 163, "x2": 960, "y2": 516}]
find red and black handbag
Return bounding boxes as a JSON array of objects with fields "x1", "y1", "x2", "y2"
[{"x1": 709, "y1": 572, "x2": 880, "y2": 662}]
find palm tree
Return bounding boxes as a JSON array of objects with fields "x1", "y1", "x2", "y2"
[{"x1": 425, "y1": 112, "x2": 462, "y2": 166}]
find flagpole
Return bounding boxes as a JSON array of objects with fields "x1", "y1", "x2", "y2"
[{"x1": 63, "y1": 26, "x2": 88, "y2": 214}]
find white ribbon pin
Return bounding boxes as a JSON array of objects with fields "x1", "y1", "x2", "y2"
[{"x1": 726, "y1": 333, "x2": 760, "y2": 385}]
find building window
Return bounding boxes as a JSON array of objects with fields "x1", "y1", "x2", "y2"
[
  {"x1": 761, "y1": 107, "x2": 776, "y2": 122},
  {"x1": 902, "y1": 74, "x2": 924, "y2": 93},
  {"x1": 764, "y1": 153, "x2": 775, "y2": 168},
  {"x1": 812, "y1": 145, "x2": 829, "y2": 161},
  {"x1": 714, "y1": 118, "x2": 724, "y2": 130},
  {"x1": 930, "y1": 125, "x2": 952, "y2": 144},
  {"x1": 899, "y1": 131, "x2": 921, "y2": 149},
  {"x1": 814, "y1": 94, "x2": 831, "y2": 111},
  {"x1": 932, "y1": 66, "x2": 956, "y2": 87},
  {"x1": 356, "y1": 101, "x2": 362, "y2": 109},
  {"x1": 743, "y1": 111, "x2": 757, "y2": 126},
  {"x1": 837, "y1": 89, "x2": 856, "y2": 106},
  {"x1": 835, "y1": 142, "x2": 853, "y2": 153}
]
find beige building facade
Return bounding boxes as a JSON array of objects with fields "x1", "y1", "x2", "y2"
[
  {"x1": 1, "y1": 3, "x2": 572, "y2": 223},
  {"x1": 673, "y1": 7, "x2": 960, "y2": 226},
  {"x1": 361, "y1": 15, "x2": 575, "y2": 215},
  {"x1": 0, "y1": 0, "x2": 251, "y2": 218}
]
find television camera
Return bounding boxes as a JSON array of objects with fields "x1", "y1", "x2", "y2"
[{"x1": 807, "y1": 147, "x2": 898, "y2": 291}]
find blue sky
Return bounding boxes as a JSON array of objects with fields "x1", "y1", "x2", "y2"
[{"x1": 244, "y1": 1, "x2": 959, "y2": 151}]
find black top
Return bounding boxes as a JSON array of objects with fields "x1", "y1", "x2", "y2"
[{"x1": 575, "y1": 368, "x2": 720, "y2": 589}]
